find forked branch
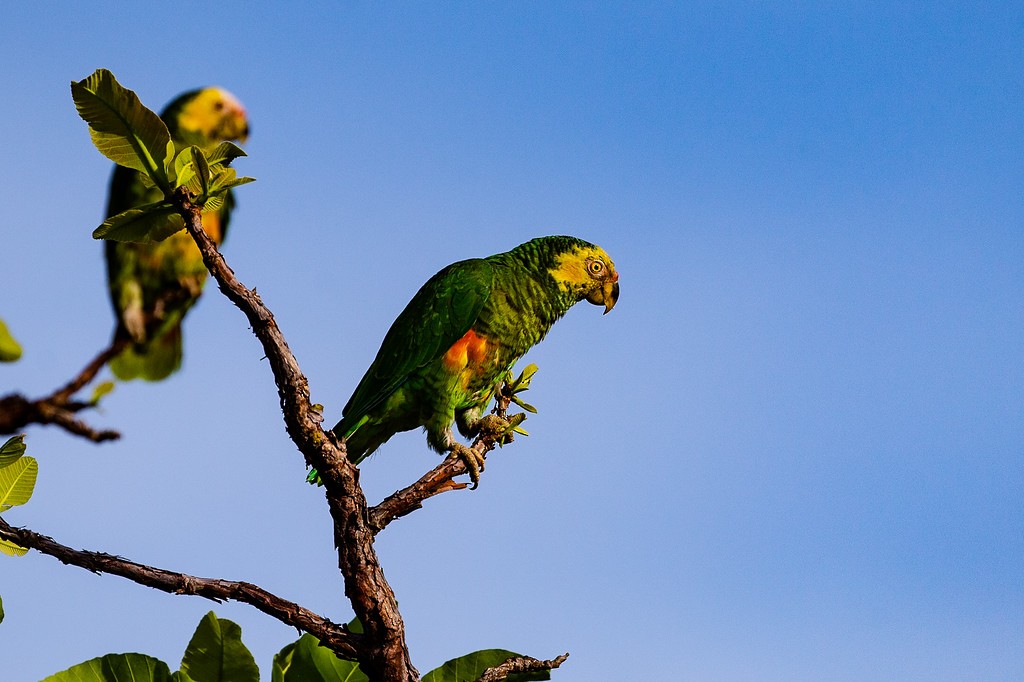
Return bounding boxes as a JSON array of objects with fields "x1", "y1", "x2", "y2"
[
  {"x1": 0, "y1": 342, "x2": 123, "y2": 442},
  {"x1": 369, "y1": 413, "x2": 519, "y2": 532},
  {"x1": 173, "y1": 188, "x2": 417, "y2": 682}
]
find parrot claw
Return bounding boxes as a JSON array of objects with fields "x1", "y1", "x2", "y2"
[
  {"x1": 477, "y1": 414, "x2": 507, "y2": 436},
  {"x1": 478, "y1": 413, "x2": 526, "y2": 445},
  {"x1": 451, "y1": 443, "x2": 485, "y2": 489}
]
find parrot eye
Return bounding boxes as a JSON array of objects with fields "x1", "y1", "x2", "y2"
[
  {"x1": 588, "y1": 259, "x2": 605, "y2": 276},
  {"x1": 213, "y1": 99, "x2": 225, "y2": 111}
]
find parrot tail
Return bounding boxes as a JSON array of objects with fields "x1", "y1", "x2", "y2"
[{"x1": 110, "y1": 325, "x2": 183, "y2": 382}]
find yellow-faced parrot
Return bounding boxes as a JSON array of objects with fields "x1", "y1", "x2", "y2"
[
  {"x1": 315, "y1": 235, "x2": 619, "y2": 485},
  {"x1": 105, "y1": 87, "x2": 249, "y2": 381}
]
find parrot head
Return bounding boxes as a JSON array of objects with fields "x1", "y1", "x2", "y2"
[
  {"x1": 165, "y1": 86, "x2": 250, "y2": 147},
  {"x1": 549, "y1": 240, "x2": 620, "y2": 314}
]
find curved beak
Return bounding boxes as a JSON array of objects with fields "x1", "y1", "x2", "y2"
[
  {"x1": 231, "y1": 113, "x2": 250, "y2": 144},
  {"x1": 218, "y1": 102, "x2": 249, "y2": 144},
  {"x1": 587, "y1": 279, "x2": 620, "y2": 314}
]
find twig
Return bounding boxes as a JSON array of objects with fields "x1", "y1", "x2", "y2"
[
  {"x1": 369, "y1": 376, "x2": 526, "y2": 533},
  {"x1": 476, "y1": 653, "x2": 570, "y2": 682},
  {"x1": 50, "y1": 340, "x2": 124, "y2": 404},
  {"x1": 0, "y1": 517, "x2": 361, "y2": 657},
  {"x1": 0, "y1": 343, "x2": 122, "y2": 442},
  {"x1": 368, "y1": 416, "x2": 513, "y2": 533},
  {"x1": 173, "y1": 189, "x2": 417, "y2": 682}
]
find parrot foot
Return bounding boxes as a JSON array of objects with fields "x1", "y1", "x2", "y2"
[
  {"x1": 476, "y1": 414, "x2": 508, "y2": 436},
  {"x1": 451, "y1": 443, "x2": 485, "y2": 489},
  {"x1": 479, "y1": 413, "x2": 527, "y2": 445}
]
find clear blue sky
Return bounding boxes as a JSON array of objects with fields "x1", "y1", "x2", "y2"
[{"x1": 3, "y1": 3, "x2": 1022, "y2": 680}]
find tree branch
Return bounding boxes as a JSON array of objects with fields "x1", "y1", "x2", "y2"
[
  {"x1": 0, "y1": 343, "x2": 122, "y2": 442},
  {"x1": 50, "y1": 340, "x2": 124, "y2": 404},
  {"x1": 0, "y1": 517, "x2": 361, "y2": 657},
  {"x1": 476, "y1": 653, "x2": 570, "y2": 682},
  {"x1": 173, "y1": 189, "x2": 417, "y2": 682},
  {"x1": 368, "y1": 416, "x2": 515, "y2": 533}
]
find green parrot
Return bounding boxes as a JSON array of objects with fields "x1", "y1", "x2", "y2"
[
  {"x1": 105, "y1": 87, "x2": 249, "y2": 381},
  {"x1": 316, "y1": 235, "x2": 619, "y2": 485}
]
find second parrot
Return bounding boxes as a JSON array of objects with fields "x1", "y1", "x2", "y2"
[{"x1": 105, "y1": 87, "x2": 249, "y2": 381}]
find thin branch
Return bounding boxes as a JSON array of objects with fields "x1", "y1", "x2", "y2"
[
  {"x1": 27, "y1": 397, "x2": 120, "y2": 442},
  {"x1": 0, "y1": 517, "x2": 361, "y2": 658},
  {"x1": 0, "y1": 343, "x2": 122, "y2": 442},
  {"x1": 50, "y1": 340, "x2": 124, "y2": 404},
  {"x1": 368, "y1": 416, "x2": 514, "y2": 533},
  {"x1": 369, "y1": 380, "x2": 525, "y2": 533},
  {"x1": 173, "y1": 189, "x2": 417, "y2": 682},
  {"x1": 476, "y1": 653, "x2": 570, "y2": 682}
]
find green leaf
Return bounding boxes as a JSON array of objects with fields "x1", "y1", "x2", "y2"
[
  {"x1": 207, "y1": 166, "x2": 256, "y2": 194},
  {"x1": 272, "y1": 634, "x2": 366, "y2": 682},
  {"x1": 520, "y1": 363, "x2": 539, "y2": 381},
  {"x1": 90, "y1": 381, "x2": 116, "y2": 405},
  {"x1": 423, "y1": 649, "x2": 552, "y2": 682},
  {"x1": 512, "y1": 364, "x2": 539, "y2": 392},
  {"x1": 271, "y1": 641, "x2": 294, "y2": 682},
  {"x1": 71, "y1": 69, "x2": 172, "y2": 191},
  {"x1": 0, "y1": 594, "x2": 4, "y2": 622},
  {"x1": 42, "y1": 653, "x2": 172, "y2": 682},
  {"x1": 215, "y1": 175, "x2": 256, "y2": 191},
  {"x1": 172, "y1": 146, "x2": 198, "y2": 189},
  {"x1": 505, "y1": 413, "x2": 527, "y2": 430},
  {"x1": 0, "y1": 456, "x2": 37, "y2": 511},
  {"x1": 0, "y1": 318, "x2": 22, "y2": 362},
  {"x1": 0, "y1": 435, "x2": 26, "y2": 468},
  {"x1": 206, "y1": 141, "x2": 248, "y2": 166},
  {"x1": 179, "y1": 611, "x2": 259, "y2": 682},
  {"x1": 201, "y1": 193, "x2": 227, "y2": 215},
  {"x1": 345, "y1": 617, "x2": 364, "y2": 635},
  {"x1": 93, "y1": 203, "x2": 184, "y2": 243},
  {"x1": 510, "y1": 396, "x2": 538, "y2": 414},
  {"x1": 0, "y1": 539, "x2": 28, "y2": 557},
  {"x1": 188, "y1": 146, "x2": 211, "y2": 196}
]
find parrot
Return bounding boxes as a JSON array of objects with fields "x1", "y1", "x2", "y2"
[
  {"x1": 105, "y1": 87, "x2": 249, "y2": 381},
  {"x1": 314, "y1": 235, "x2": 619, "y2": 485}
]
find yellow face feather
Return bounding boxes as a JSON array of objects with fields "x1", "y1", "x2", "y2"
[
  {"x1": 549, "y1": 243, "x2": 620, "y2": 313},
  {"x1": 176, "y1": 87, "x2": 249, "y2": 144}
]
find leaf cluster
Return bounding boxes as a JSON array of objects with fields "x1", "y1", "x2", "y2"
[
  {"x1": 71, "y1": 69, "x2": 254, "y2": 244},
  {"x1": 493, "y1": 363, "x2": 540, "y2": 444},
  {"x1": 0, "y1": 435, "x2": 37, "y2": 556},
  {"x1": 43, "y1": 611, "x2": 548, "y2": 682}
]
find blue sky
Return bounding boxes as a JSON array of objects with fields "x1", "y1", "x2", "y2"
[{"x1": 2, "y1": 3, "x2": 1022, "y2": 680}]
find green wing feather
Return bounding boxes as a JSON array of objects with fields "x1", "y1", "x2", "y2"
[
  {"x1": 334, "y1": 258, "x2": 493, "y2": 437},
  {"x1": 105, "y1": 163, "x2": 198, "y2": 381}
]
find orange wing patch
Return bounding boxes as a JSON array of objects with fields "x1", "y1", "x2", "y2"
[
  {"x1": 443, "y1": 329, "x2": 489, "y2": 371},
  {"x1": 201, "y1": 211, "x2": 223, "y2": 244}
]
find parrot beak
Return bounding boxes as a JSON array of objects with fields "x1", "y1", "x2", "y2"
[
  {"x1": 220, "y1": 90, "x2": 249, "y2": 143},
  {"x1": 231, "y1": 111, "x2": 250, "y2": 144},
  {"x1": 220, "y1": 99, "x2": 249, "y2": 143},
  {"x1": 586, "y1": 278, "x2": 620, "y2": 314},
  {"x1": 212, "y1": 111, "x2": 249, "y2": 144}
]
